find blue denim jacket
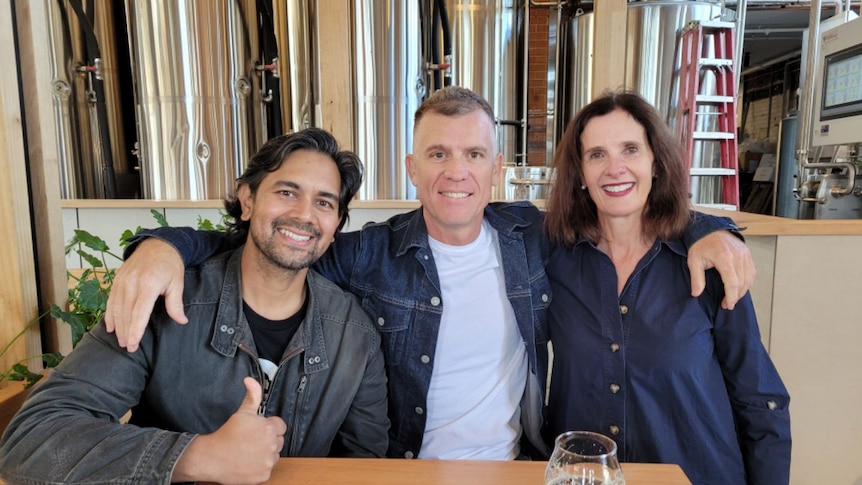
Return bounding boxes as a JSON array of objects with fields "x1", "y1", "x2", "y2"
[
  {"x1": 0, "y1": 248, "x2": 389, "y2": 484},
  {"x1": 316, "y1": 202, "x2": 553, "y2": 459},
  {"x1": 117, "y1": 205, "x2": 737, "y2": 461}
]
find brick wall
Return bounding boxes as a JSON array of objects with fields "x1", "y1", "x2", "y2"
[{"x1": 526, "y1": 8, "x2": 549, "y2": 166}]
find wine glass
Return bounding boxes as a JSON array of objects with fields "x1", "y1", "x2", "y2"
[{"x1": 544, "y1": 431, "x2": 625, "y2": 485}]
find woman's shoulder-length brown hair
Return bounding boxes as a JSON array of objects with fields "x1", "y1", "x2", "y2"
[{"x1": 545, "y1": 90, "x2": 692, "y2": 248}]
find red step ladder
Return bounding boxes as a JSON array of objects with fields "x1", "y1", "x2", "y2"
[{"x1": 675, "y1": 20, "x2": 740, "y2": 210}]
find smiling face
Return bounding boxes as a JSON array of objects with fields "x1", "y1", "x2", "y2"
[
  {"x1": 580, "y1": 108, "x2": 655, "y2": 227},
  {"x1": 406, "y1": 109, "x2": 502, "y2": 245},
  {"x1": 238, "y1": 149, "x2": 343, "y2": 273}
]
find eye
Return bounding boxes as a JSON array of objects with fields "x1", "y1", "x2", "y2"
[
  {"x1": 430, "y1": 151, "x2": 446, "y2": 160},
  {"x1": 585, "y1": 151, "x2": 604, "y2": 161},
  {"x1": 316, "y1": 199, "x2": 336, "y2": 210},
  {"x1": 278, "y1": 189, "x2": 297, "y2": 198},
  {"x1": 469, "y1": 151, "x2": 483, "y2": 159},
  {"x1": 625, "y1": 145, "x2": 639, "y2": 154}
]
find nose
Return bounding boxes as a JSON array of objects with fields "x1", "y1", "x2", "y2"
[
  {"x1": 444, "y1": 157, "x2": 470, "y2": 180},
  {"x1": 288, "y1": 195, "x2": 314, "y2": 221},
  {"x1": 606, "y1": 155, "x2": 628, "y2": 177}
]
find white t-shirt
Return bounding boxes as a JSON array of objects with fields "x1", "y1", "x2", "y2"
[{"x1": 420, "y1": 220, "x2": 528, "y2": 460}]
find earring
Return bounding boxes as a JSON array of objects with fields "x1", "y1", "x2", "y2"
[{"x1": 580, "y1": 185, "x2": 586, "y2": 190}]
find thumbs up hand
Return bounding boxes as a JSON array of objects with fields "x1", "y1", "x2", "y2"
[{"x1": 172, "y1": 377, "x2": 288, "y2": 485}]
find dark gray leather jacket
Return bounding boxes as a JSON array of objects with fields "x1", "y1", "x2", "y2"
[{"x1": 0, "y1": 247, "x2": 389, "y2": 484}]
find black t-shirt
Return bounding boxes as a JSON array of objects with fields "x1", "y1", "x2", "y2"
[{"x1": 243, "y1": 298, "x2": 307, "y2": 364}]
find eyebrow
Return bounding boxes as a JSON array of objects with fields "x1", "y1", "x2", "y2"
[
  {"x1": 272, "y1": 180, "x2": 340, "y2": 205},
  {"x1": 425, "y1": 144, "x2": 489, "y2": 153}
]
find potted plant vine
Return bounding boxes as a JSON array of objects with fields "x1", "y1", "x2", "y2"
[{"x1": 0, "y1": 210, "x2": 226, "y2": 389}]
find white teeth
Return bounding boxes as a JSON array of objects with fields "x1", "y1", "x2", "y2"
[
  {"x1": 278, "y1": 228, "x2": 311, "y2": 242},
  {"x1": 604, "y1": 183, "x2": 634, "y2": 193},
  {"x1": 441, "y1": 192, "x2": 469, "y2": 198}
]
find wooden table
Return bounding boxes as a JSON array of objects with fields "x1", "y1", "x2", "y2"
[{"x1": 265, "y1": 458, "x2": 691, "y2": 484}]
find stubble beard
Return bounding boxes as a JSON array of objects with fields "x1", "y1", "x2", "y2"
[{"x1": 250, "y1": 218, "x2": 322, "y2": 271}]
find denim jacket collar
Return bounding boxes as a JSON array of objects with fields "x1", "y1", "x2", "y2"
[
  {"x1": 395, "y1": 203, "x2": 535, "y2": 257},
  {"x1": 209, "y1": 246, "x2": 330, "y2": 374}
]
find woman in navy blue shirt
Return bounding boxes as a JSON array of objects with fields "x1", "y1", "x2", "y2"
[{"x1": 543, "y1": 91, "x2": 791, "y2": 485}]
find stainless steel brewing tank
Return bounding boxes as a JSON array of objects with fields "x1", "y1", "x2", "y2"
[
  {"x1": 272, "y1": 0, "x2": 314, "y2": 133},
  {"x1": 126, "y1": 0, "x2": 260, "y2": 200},
  {"x1": 352, "y1": 0, "x2": 523, "y2": 200},
  {"x1": 48, "y1": 0, "x2": 130, "y2": 198},
  {"x1": 352, "y1": 0, "x2": 421, "y2": 200},
  {"x1": 559, "y1": 1, "x2": 727, "y2": 205}
]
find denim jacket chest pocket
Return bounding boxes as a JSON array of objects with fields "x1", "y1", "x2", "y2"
[
  {"x1": 362, "y1": 295, "x2": 416, "y2": 366},
  {"x1": 529, "y1": 270, "x2": 552, "y2": 346}
]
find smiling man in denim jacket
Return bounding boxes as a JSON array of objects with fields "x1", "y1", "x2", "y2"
[
  {"x1": 0, "y1": 129, "x2": 388, "y2": 484},
  {"x1": 100, "y1": 86, "x2": 754, "y2": 462}
]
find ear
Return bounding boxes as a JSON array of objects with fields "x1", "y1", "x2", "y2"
[
  {"x1": 237, "y1": 184, "x2": 253, "y2": 222},
  {"x1": 405, "y1": 154, "x2": 417, "y2": 186},
  {"x1": 491, "y1": 152, "x2": 503, "y2": 186}
]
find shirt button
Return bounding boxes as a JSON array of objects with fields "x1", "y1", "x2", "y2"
[
  {"x1": 415, "y1": 407, "x2": 424, "y2": 415},
  {"x1": 609, "y1": 425, "x2": 620, "y2": 435},
  {"x1": 220, "y1": 325, "x2": 228, "y2": 332},
  {"x1": 610, "y1": 383, "x2": 620, "y2": 394},
  {"x1": 420, "y1": 355, "x2": 431, "y2": 364},
  {"x1": 377, "y1": 317, "x2": 385, "y2": 326},
  {"x1": 424, "y1": 255, "x2": 429, "y2": 260},
  {"x1": 619, "y1": 304, "x2": 629, "y2": 315},
  {"x1": 405, "y1": 451, "x2": 415, "y2": 459},
  {"x1": 610, "y1": 343, "x2": 620, "y2": 352},
  {"x1": 541, "y1": 294, "x2": 549, "y2": 302},
  {"x1": 430, "y1": 297, "x2": 441, "y2": 306},
  {"x1": 226, "y1": 327, "x2": 235, "y2": 335},
  {"x1": 767, "y1": 400, "x2": 777, "y2": 410}
]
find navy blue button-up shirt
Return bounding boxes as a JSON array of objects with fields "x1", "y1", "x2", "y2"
[{"x1": 545, "y1": 238, "x2": 791, "y2": 485}]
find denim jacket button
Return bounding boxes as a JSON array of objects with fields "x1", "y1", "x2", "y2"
[
  {"x1": 415, "y1": 407, "x2": 424, "y2": 415},
  {"x1": 220, "y1": 325, "x2": 228, "y2": 332},
  {"x1": 610, "y1": 342, "x2": 620, "y2": 352},
  {"x1": 610, "y1": 383, "x2": 620, "y2": 394},
  {"x1": 619, "y1": 304, "x2": 629, "y2": 315},
  {"x1": 420, "y1": 355, "x2": 431, "y2": 364},
  {"x1": 609, "y1": 425, "x2": 620, "y2": 435},
  {"x1": 430, "y1": 296, "x2": 441, "y2": 306},
  {"x1": 405, "y1": 451, "x2": 415, "y2": 459},
  {"x1": 541, "y1": 293, "x2": 549, "y2": 302},
  {"x1": 377, "y1": 317, "x2": 385, "y2": 326}
]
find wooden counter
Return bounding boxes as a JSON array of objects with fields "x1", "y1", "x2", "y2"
[
  {"x1": 265, "y1": 458, "x2": 690, "y2": 485},
  {"x1": 61, "y1": 198, "x2": 862, "y2": 236},
  {"x1": 696, "y1": 206, "x2": 862, "y2": 236}
]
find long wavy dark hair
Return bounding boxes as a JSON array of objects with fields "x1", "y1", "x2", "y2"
[
  {"x1": 545, "y1": 90, "x2": 691, "y2": 247},
  {"x1": 224, "y1": 128, "x2": 364, "y2": 243}
]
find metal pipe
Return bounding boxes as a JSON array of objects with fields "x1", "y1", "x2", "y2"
[
  {"x1": 548, "y1": 2, "x2": 564, "y2": 165},
  {"x1": 740, "y1": 49, "x2": 801, "y2": 76},
  {"x1": 528, "y1": 0, "x2": 568, "y2": 6},
  {"x1": 725, "y1": 0, "x2": 860, "y2": 7},
  {"x1": 795, "y1": 0, "x2": 821, "y2": 194},
  {"x1": 522, "y1": 0, "x2": 530, "y2": 165},
  {"x1": 734, "y1": 0, "x2": 748, "y2": 90}
]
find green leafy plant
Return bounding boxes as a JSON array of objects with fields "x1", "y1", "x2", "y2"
[{"x1": 1, "y1": 209, "x2": 227, "y2": 388}]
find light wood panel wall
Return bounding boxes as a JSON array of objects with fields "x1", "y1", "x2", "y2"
[
  {"x1": 316, "y1": 0, "x2": 353, "y2": 150},
  {"x1": 592, "y1": 0, "x2": 628, "y2": 95},
  {"x1": 0, "y1": 1, "x2": 41, "y2": 385},
  {"x1": 13, "y1": 0, "x2": 71, "y2": 354}
]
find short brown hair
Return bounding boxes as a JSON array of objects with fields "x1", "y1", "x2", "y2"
[
  {"x1": 413, "y1": 86, "x2": 496, "y2": 133},
  {"x1": 545, "y1": 90, "x2": 691, "y2": 247}
]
